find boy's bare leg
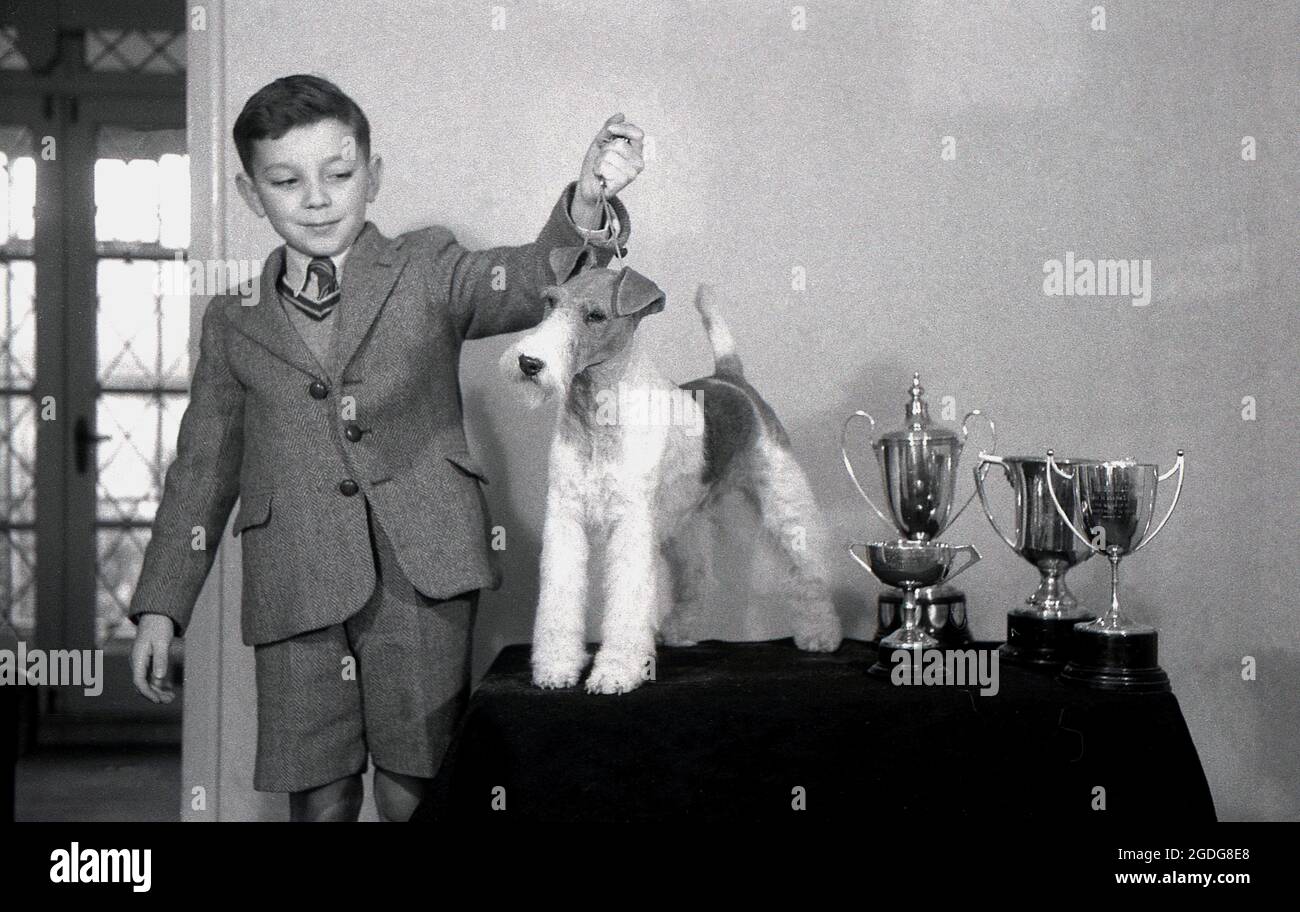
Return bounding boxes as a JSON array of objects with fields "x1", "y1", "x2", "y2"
[
  {"x1": 290, "y1": 772, "x2": 364, "y2": 822},
  {"x1": 374, "y1": 768, "x2": 431, "y2": 822}
]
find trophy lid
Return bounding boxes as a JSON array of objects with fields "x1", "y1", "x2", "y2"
[{"x1": 873, "y1": 373, "x2": 962, "y2": 447}]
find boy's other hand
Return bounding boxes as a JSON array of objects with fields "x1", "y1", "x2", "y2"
[
  {"x1": 131, "y1": 614, "x2": 176, "y2": 704},
  {"x1": 572, "y1": 113, "x2": 645, "y2": 227}
]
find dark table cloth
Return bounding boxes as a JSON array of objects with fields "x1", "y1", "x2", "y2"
[
  {"x1": 1, "y1": 685, "x2": 15, "y2": 822},
  {"x1": 413, "y1": 638, "x2": 1216, "y2": 822}
]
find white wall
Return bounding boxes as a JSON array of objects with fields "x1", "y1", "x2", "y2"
[{"x1": 186, "y1": 0, "x2": 1299, "y2": 821}]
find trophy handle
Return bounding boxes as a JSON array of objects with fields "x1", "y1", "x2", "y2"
[
  {"x1": 1044, "y1": 450, "x2": 1103, "y2": 555},
  {"x1": 944, "y1": 544, "x2": 982, "y2": 583},
  {"x1": 1133, "y1": 450, "x2": 1186, "y2": 553},
  {"x1": 840, "y1": 411, "x2": 895, "y2": 532},
  {"x1": 973, "y1": 454, "x2": 1017, "y2": 551},
  {"x1": 846, "y1": 542, "x2": 883, "y2": 583},
  {"x1": 946, "y1": 410, "x2": 997, "y2": 531}
]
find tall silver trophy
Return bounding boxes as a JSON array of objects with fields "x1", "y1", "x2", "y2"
[
  {"x1": 975, "y1": 455, "x2": 1099, "y2": 668},
  {"x1": 1044, "y1": 450, "x2": 1186, "y2": 692},
  {"x1": 841, "y1": 373, "x2": 994, "y2": 671}
]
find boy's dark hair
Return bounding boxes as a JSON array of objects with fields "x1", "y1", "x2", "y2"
[{"x1": 232, "y1": 74, "x2": 370, "y2": 174}]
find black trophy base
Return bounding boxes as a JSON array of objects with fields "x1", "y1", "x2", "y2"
[
  {"x1": 868, "y1": 642, "x2": 920, "y2": 679},
  {"x1": 1059, "y1": 626, "x2": 1170, "y2": 693},
  {"x1": 999, "y1": 612, "x2": 1095, "y2": 670},
  {"x1": 875, "y1": 586, "x2": 972, "y2": 647}
]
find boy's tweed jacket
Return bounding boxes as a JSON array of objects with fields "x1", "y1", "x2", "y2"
[{"x1": 127, "y1": 184, "x2": 629, "y2": 646}]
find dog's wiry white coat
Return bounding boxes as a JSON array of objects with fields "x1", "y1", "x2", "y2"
[{"x1": 503, "y1": 273, "x2": 842, "y2": 694}]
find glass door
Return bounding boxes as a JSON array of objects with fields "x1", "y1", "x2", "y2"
[
  {"x1": 0, "y1": 16, "x2": 188, "y2": 715},
  {"x1": 61, "y1": 95, "x2": 189, "y2": 713}
]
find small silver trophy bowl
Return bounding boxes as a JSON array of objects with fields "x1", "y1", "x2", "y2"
[
  {"x1": 847, "y1": 540, "x2": 981, "y2": 675},
  {"x1": 975, "y1": 454, "x2": 1101, "y2": 667},
  {"x1": 1044, "y1": 450, "x2": 1186, "y2": 692}
]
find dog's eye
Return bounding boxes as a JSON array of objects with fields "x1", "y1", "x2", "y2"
[{"x1": 585, "y1": 311, "x2": 607, "y2": 324}]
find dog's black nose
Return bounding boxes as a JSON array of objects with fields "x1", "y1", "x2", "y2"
[{"x1": 518, "y1": 354, "x2": 545, "y2": 377}]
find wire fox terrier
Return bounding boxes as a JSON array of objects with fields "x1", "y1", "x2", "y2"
[{"x1": 501, "y1": 245, "x2": 843, "y2": 694}]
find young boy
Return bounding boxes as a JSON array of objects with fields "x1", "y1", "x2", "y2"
[{"x1": 126, "y1": 74, "x2": 643, "y2": 821}]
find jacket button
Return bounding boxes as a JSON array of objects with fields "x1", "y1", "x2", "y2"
[
  {"x1": 343, "y1": 422, "x2": 363, "y2": 443},
  {"x1": 309, "y1": 380, "x2": 329, "y2": 399},
  {"x1": 338, "y1": 479, "x2": 359, "y2": 496}
]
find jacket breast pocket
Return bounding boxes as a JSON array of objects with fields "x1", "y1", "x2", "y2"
[
  {"x1": 444, "y1": 450, "x2": 489, "y2": 485},
  {"x1": 232, "y1": 490, "x2": 274, "y2": 537}
]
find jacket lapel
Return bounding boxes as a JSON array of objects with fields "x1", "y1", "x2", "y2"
[
  {"x1": 231, "y1": 245, "x2": 323, "y2": 380},
  {"x1": 227, "y1": 222, "x2": 408, "y2": 381},
  {"x1": 334, "y1": 221, "x2": 408, "y2": 378}
]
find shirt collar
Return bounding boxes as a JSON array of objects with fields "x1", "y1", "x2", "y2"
[{"x1": 282, "y1": 244, "x2": 351, "y2": 295}]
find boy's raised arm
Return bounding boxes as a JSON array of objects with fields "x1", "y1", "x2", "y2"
[
  {"x1": 126, "y1": 299, "x2": 247, "y2": 637},
  {"x1": 439, "y1": 114, "x2": 645, "y2": 341},
  {"x1": 438, "y1": 182, "x2": 631, "y2": 341}
]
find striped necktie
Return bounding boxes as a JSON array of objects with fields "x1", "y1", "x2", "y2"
[{"x1": 279, "y1": 256, "x2": 340, "y2": 320}]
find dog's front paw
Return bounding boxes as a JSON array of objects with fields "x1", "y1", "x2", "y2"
[
  {"x1": 585, "y1": 651, "x2": 653, "y2": 695},
  {"x1": 532, "y1": 664, "x2": 583, "y2": 689},
  {"x1": 794, "y1": 606, "x2": 843, "y2": 653},
  {"x1": 531, "y1": 643, "x2": 590, "y2": 689}
]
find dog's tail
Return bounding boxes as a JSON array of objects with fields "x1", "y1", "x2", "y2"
[{"x1": 694, "y1": 284, "x2": 744, "y2": 378}]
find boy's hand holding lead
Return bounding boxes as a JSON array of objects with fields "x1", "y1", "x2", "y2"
[{"x1": 571, "y1": 113, "x2": 645, "y2": 228}]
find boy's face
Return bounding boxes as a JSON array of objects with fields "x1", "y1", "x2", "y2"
[{"x1": 235, "y1": 118, "x2": 381, "y2": 258}]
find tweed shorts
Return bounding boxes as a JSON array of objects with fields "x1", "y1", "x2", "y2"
[{"x1": 252, "y1": 497, "x2": 478, "y2": 793}]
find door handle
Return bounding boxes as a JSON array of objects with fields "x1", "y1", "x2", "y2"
[{"x1": 74, "y1": 417, "x2": 111, "y2": 475}]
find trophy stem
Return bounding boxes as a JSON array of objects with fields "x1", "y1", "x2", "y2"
[
  {"x1": 878, "y1": 587, "x2": 938, "y2": 651},
  {"x1": 1061, "y1": 546, "x2": 1169, "y2": 693},
  {"x1": 901, "y1": 589, "x2": 920, "y2": 639},
  {"x1": 1004, "y1": 560, "x2": 1095, "y2": 668},
  {"x1": 1030, "y1": 563, "x2": 1077, "y2": 617},
  {"x1": 1099, "y1": 550, "x2": 1125, "y2": 630}
]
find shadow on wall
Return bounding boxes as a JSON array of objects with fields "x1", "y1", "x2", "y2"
[{"x1": 460, "y1": 383, "x2": 539, "y2": 683}]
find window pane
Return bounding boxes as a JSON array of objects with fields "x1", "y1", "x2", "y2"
[
  {"x1": 0, "y1": 26, "x2": 30, "y2": 72},
  {"x1": 97, "y1": 527, "x2": 153, "y2": 643},
  {"x1": 1, "y1": 260, "x2": 36, "y2": 388},
  {"x1": 1, "y1": 262, "x2": 36, "y2": 532},
  {"x1": 0, "y1": 125, "x2": 36, "y2": 244},
  {"x1": 3, "y1": 529, "x2": 35, "y2": 638},
  {"x1": 95, "y1": 126, "x2": 189, "y2": 249},
  {"x1": 96, "y1": 392, "x2": 185, "y2": 526},
  {"x1": 97, "y1": 259, "x2": 191, "y2": 388},
  {"x1": 0, "y1": 392, "x2": 35, "y2": 526},
  {"x1": 85, "y1": 29, "x2": 186, "y2": 75}
]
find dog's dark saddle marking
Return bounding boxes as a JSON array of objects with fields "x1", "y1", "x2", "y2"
[{"x1": 679, "y1": 373, "x2": 792, "y2": 487}]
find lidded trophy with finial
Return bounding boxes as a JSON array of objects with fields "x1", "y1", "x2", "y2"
[{"x1": 842, "y1": 373, "x2": 995, "y2": 669}]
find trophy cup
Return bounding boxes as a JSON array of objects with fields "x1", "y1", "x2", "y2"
[
  {"x1": 974, "y1": 455, "x2": 1099, "y2": 668},
  {"x1": 841, "y1": 373, "x2": 995, "y2": 645},
  {"x1": 1044, "y1": 450, "x2": 1186, "y2": 692},
  {"x1": 847, "y1": 541, "x2": 981, "y2": 675}
]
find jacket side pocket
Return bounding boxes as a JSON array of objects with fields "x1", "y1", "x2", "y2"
[
  {"x1": 232, "y1": 490, "x2": 274, "y2": 537},
  {"x1": 444, "y1": 451, "x2": 489, "y2": 485}
]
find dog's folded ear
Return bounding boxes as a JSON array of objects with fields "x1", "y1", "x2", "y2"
[
  {"x1": 548, "y1": 245, "x2": 597, "y2": 285},
  {"x1": 612, "y1": 267, "x2": 666, "y2": 318}
]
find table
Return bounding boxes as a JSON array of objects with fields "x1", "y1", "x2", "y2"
[
  {"x1": 412, "y1": 639, "x2": 1216, "y2": 822},
  {"x1": 0, "y1": 684, "x2": 15, "y2": 822}
]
